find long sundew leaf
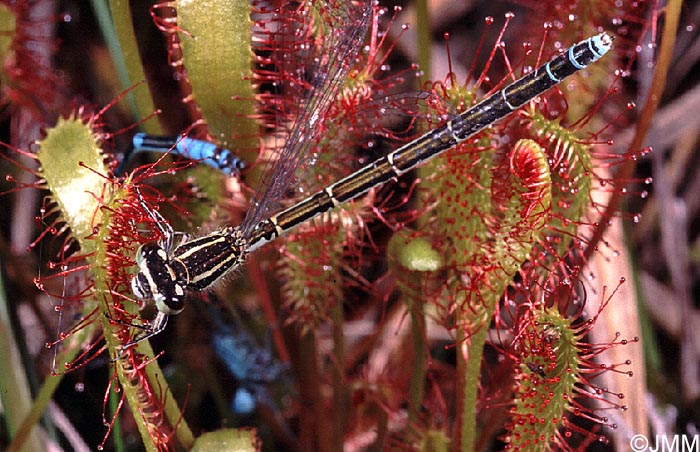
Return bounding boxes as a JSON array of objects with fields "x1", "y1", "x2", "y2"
[
  {"x1": 191, "y1": 428, "x2": 259, "y2": 452},
  {"x1": 175, "y1": 0, "x2": 258, "y2": 160},
  {"x1": 35, "y1": 115, "x2": 194, "y2": 451},
  {"x1": 458, "y1": 139, "x2": 552, "y2": 451},
  {"x1": 0, "y1": 4, "x2": 15, "y2": 80},
  {"x1": 37, "y1": 115, "x2": 109, "y2": 246},
  {"x1": 505, "y1": 306, "x2": 581, "y2": 451},
  {"x1": 522, "y1": 108, "x2": 593, "y2": 261},
  {"x1": 104, "y1": 0, "x2": 161, "y2": 133}
]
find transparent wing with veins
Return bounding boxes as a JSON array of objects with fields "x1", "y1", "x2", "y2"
[{"x1": 241, "y1": 0, "x2": 372, "y2": 235}]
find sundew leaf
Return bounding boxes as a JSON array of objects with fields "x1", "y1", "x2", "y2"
[
  {"x1": 37, "y1": 115, "x2": 195, "y2": 450},
  {"x1": 176, "y1": 0, "x2": 258, "y2": 158},
  {"x1": 0, "y1": 4, "x2": 15, "y2": 73},
  {"x1": 37, "y1": 115, "x2": 109, "y2": 249},
  {"x1": 506, "y1": 306, "x2": 581, "y2": 451},
  {"x1": 435, "y1": 138, "x2": 552, "y2": 452},
  {"x1": 191, "y1": 428, "x2": 259, "y2": 452},
  {"x1": 525, "y1": 109, "x2": 593, "y2": 258},
  {"x1": 489, "y1": 139, "x2": 552, "y2": 279}
]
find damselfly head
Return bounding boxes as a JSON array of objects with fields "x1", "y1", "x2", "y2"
[{"x1": 131, "y1": 242, "x2": 186, "y2": 315}]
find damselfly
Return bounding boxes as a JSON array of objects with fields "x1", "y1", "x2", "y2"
[
  {"x1": 116, "y1": 133, "x2": 245, "y2": 176},
  {"x1": 210, "y1": 309, "x2": 286, "y2": 414},
  {"x1": 127, "y1": 15, "x2": 613, "y2": 345}
]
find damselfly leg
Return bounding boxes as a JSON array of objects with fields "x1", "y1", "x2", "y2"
[{"x1": 110, "y1": 188, "x2": 179, "y2": 354}]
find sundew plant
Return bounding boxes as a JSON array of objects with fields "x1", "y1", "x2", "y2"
[{"x1": 0, "y1": 0, "x2": 685, "y2": 451}]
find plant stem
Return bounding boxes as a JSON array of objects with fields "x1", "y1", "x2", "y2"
[
  {"x1": 144, "y1": 348, "x2": 195, "y2": 448},
  {"x1": 331, "y1": 300, "x2": 347, "y2": 452},
  {"x1": 408, "y1": 300, "x2": 426, "y2": 422},
  {"x1": 414, "y1": 0, "x2": 431, "y2": 84},
  {"x1": 6, "y1": 308, "x2": 101, "y2": 452},
  {"x1": 0, "y1": 264, "x2": 43, "y2": 452},
  {"x1": 456, "y1": 316, "x2": 489, "y2": 452},
  {"x1": 106, "y1": 0, "x2": 161, "y2": 133}
]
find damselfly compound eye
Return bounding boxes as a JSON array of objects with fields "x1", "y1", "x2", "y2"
[{"x1": 134, "y1": 244, "x2": 146, "y2": 265}]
